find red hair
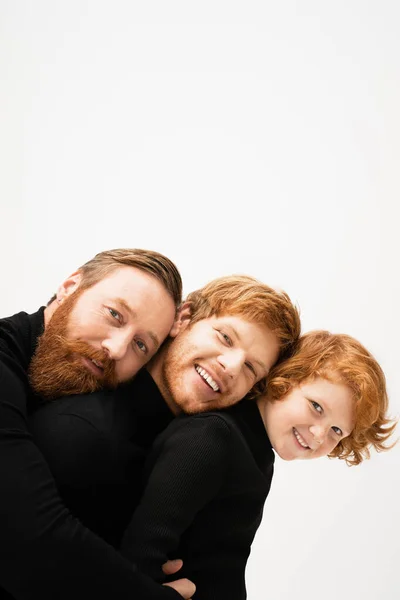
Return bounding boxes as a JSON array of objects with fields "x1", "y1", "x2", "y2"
[{"x1": 267, "y1": 331, "x2": 397, "y2": 465}]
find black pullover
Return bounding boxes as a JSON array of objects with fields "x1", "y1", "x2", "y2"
[
  {"x1": 0, "y1": 308, "x2": 180, "y2": 600},
  {"x1": 30, "y1": 355, "x2": 275, "y2": 599}
]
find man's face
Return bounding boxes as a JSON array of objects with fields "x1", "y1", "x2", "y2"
[
  {"x1": 260, "y1": 377, "x2": 355, "y2": 461},
  {"x1": 30, "y1": 266, "x2": 177, "y2": 399},
  {"x1": 159, "y1": 314, "x2": 280, "y2": 413}
]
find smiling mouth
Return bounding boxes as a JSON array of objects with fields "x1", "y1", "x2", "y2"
[
  {"x1": 195, "y1": 365, "x2": 220, "y2": 392},
  {"x1": 293, "y1": 427, "x2": 310, "y2": 449}
]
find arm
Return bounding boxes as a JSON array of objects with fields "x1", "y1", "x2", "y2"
[
  {"x1": 177, "y1": 508, "x2": 265, "y2": 600},
  {"x1": 0, "y1": 354, "x2": 184, "y2": 600},
  {"x1": 120, "y1": 414, "x2": 232, "y2": 582}
]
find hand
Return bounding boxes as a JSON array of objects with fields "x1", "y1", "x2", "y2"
[{"x1": 162, "y1": 559, "x2": 196, "y2": 599}]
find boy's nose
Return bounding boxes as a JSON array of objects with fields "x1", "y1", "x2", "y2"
[{"x1": 309, "y1": 424, "x2": 328, "y2": 445}]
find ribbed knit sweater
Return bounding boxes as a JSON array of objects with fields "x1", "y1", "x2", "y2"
[
  {"x1": 0, "y1": 308, "x2": 181, "y2": 600},
  {"x1": 120, "y1": 402, "x2": 275, "y2": 600},
  {"x1": 12, "y1": 308, "x2": 275, "y2": 600},
  {"x1": 31, "y1": 372, "x2": 274, "y2": 600}
]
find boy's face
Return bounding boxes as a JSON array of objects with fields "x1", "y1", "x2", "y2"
[
  {"x1": 159, "y1": 314, "x2": 280, "y2": 414},
  {"x1": 260, "y1": 377, "x2": 355, "y2": 460}
]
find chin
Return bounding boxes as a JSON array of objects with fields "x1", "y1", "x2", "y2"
[
  {"x1": 278, "y1": 453, "x2": 297, "y2": 462},
  {"x1": 273, "y1": 445, "x2": 296, "y2": 462}
]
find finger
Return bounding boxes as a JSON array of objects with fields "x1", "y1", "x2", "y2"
[
  {"x1": 162, "y1": 558, "x2": 183, "y2": 575},
  {"x1": 164, "y1": 578, "x2": 196, "y2": 599}
]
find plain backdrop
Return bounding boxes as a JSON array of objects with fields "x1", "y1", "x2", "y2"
[{"x1": 1, "y1": 2, "x2": 399, "y2": 598}]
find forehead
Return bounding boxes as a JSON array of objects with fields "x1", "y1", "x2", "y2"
[
  {"x1": 302, "y1": 377, "x2": 356, "y2": 431},
  {"x1": 210, "y1": 314, "x2": 265, "y2": 334},
  {"x1": 86, "y1": 266, "x2": 167, "y2": 298}
]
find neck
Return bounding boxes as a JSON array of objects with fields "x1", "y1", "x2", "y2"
[
  {"x1": 146, "y1": 344, "x2": 180, "y2": 415},
  {"x1": 256, "y1": 394, "x2": 270, "y2": 432},
  {"x1": 43, "y1": 300, "x2": 58, "y2": 327}
]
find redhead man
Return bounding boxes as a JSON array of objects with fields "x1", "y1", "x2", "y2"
[{"x1": 0, "y1": 248, "x2": 197, "y2": 600}]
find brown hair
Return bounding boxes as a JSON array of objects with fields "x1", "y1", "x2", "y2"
[
  {"x1": 48, "y1": 248, "x2": 182, "y2": 308},
  {"x1": 186, "y1": 275, "x2": 301, "y2": 398},
  {"x1": 267, "y1": 330, "x2": 397, "y2": 465}
]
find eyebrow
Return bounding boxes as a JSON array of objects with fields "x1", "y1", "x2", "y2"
[
  {"x1": 115, "y1": 298, "x2": 160, "y2": 350},
  {"x1": 227, "y1": 325, "x2": 269, "y2": 374}
]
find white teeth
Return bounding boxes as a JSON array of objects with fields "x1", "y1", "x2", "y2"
[
  {"x1": 294, "y1": 428, "x2": 309, "y2": 449},
  {"x1": 91, "y1": 359, "x2": 102, "y2": 369},
  {"x1": 195, "y1": 366, "x2": 220, "y2": 392}
]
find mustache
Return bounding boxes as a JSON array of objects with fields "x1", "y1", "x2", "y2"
[
  {"x1": 29, "y1": 335, "x2": 118, "y2": 400},
  {"x1": 61, "y1": 337, "x2": 115, "y2": 372}
]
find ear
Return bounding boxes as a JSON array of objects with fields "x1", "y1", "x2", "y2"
[
  {"x1": 169, "y1": 302, "x2": 192, "y2": 338},
  {"x1": 56, "y1": 271, "x2": 82, "y2": 304}
]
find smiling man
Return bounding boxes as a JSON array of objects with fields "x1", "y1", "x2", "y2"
[
  {"x1": 28, "y1": 274, "x2": 301, "y2": 561},
  {"x1": 0, "y1": 248, "x2": 200, "y2": 600},
  {"x1": 148, "y1": 275, "x2": 296, "y2": 415}
]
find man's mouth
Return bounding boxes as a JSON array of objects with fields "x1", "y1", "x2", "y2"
[
  {"x1": 195, "y1": 365, "x2": 220, "y2": 392},
  {"x1": 81, "y1": 356, "x2": 105, "y2": 378},
  {"x1": 293, "y1": 427, "x2": 310, "y2": 449}
]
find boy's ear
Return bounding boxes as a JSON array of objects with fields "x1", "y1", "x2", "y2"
[
  {"x1": 169, "y1": 302, "x2": 192, "y2": 338},
  {"x1": 56, "y1": 271, "x2": 82, "y2": 304}
]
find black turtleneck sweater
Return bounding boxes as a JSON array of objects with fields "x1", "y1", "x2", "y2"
[
  {"x1": 29, "y1": 368, "x2": 173, "y2": 548},
  {"x1": 0, "y1": 308, "x2": 180, "y2": 600},
  {"x1": 119, "y1": 402, "x2": 274, "y2": 600},
  {"x1": 30, "y1": 373, "x2": 275, "y2": 599}
]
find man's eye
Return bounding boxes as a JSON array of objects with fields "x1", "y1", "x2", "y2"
[
  {"x1": 108, "y1": 308, "x2": 122, "y2": 322},
  {"x1": 311, "y1": 400, "x2": 323, "y2": 414},
  {"x1": 332, "y1": 426, "x2": 342, "y2": 436},
  {"x1": 245, "y1": 362, "x2": 256, "y2": 377},
  {"x1": 218, "y1": 331, "x2": 232, "y2": 346},
  {"x1": 135, "y1": 340, "x2": 148, "y2": 354}
]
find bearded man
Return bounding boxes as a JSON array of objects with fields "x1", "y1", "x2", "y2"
[{"x1": 0, "y1": 248, "x2": 195, "y2": 600}]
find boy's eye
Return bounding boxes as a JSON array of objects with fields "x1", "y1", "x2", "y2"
[
  {"x1": 108, "y1": 308, "x2": 122, "y2": 322},
  {"x1": 332, "y1": 426, "x2": 343, "y2": 436},
  {"x1": 310, "y1": 400, "x2": 323, "y2": 414}
]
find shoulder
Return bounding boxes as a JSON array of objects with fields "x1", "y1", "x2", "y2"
[
  {"x1": 0, "y1": 308, "x2": 44, "y2": 385},
  {"x1": 30, "y1": 396, "x2": 108, "y2": 443},
  {"x1": 30, "y1": 390, "x2": 117, "y2": 434},
  {"x1": 153, "y1": 412, "x2": 236, "y2": 460},
  {"x1": 170, "y1": 411, "x2": 234, "y2": 437}
]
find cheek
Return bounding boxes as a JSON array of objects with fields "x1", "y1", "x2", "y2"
[
  {"x1": 67, "y1": 307, "x2": 94, "y2": 337},
  {"x1": 115, "y1": 356, "x2": 140, "y2": 381},
  {"x1": 72, "y1": 321, "x2": 102, "y2": 340},
  {"x1": 319, "y1": 439, "x2": 338, "y2": 458},
  {"x1": 237, "y1": 376, "x2": 254, "y2": 398}
]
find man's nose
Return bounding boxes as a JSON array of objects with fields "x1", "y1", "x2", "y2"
[
  {"x1": 217, "y1": 349, "x2": 245, "y2": 379},
  {"x1": 101, "y1": 333, "x2": 131, "y2": 361}
]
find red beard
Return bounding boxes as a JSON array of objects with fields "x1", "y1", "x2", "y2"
[{"x1": 29, "y1": 292, "x2": 118, "y2": 400}]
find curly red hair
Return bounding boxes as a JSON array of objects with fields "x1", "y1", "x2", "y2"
[{"x1": 267, "y1": 331, "x2": 397, "y2": 466}]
